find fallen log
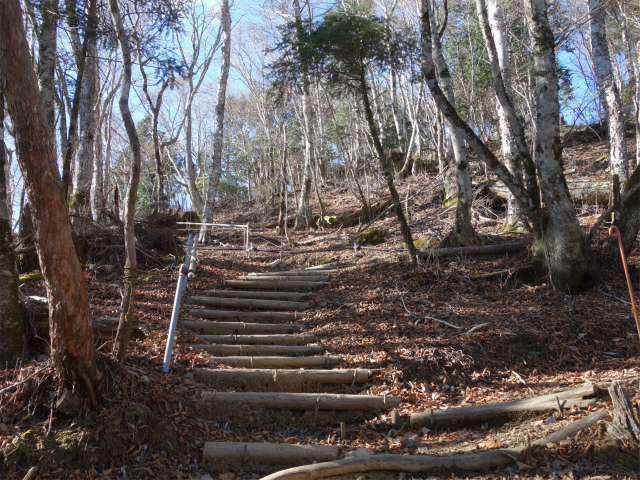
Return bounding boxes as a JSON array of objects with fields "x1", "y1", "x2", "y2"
[
  {"x1": 476, "y1": 179, "x2": 611, "y2": 206},
  {"x1": 293, "y1": 235, "x2": 351, "y2": 246},
  {"x1": 203, "y1": 442, "x2": 341, "y2": 471},
  {"x1": 187, "y1": 296, "x2": 310, "y2": 311},
  {"x1": 190, "y1": 344, "x2": 324, "y2": 356},
  {"x1": 201, "y1": 391, "x2": 401, "y2": 410},
  {"x1": 237, "y1": 275, "x2": 330, "y2": 283},
  {"x1": 91, "y1": 317, "x2": 145, "y2": 341},
  {"x1": 202, "y1": 290, "x2": 310, "y2": 301},
  {"x1": 180, "y1": 320, "x2": 302, "y2": 335},
  {"x1": 194, "y1": 368, "x2": 368, "y2": 391},
  {"x1": 206, "y1": 356, "x2": 341, "y2": 368},
  {"x1": 323, "y1": 199, "x2": 393, "y2": 228},
  {"x1": 188, "y1": 309, "x2": 304, "y2": 323},
  {"x1": 400, "y1": 242, "x2": 526, "y2": 261},
  {"x1": 225, "y1": 280, "x2": 327, "y2": 292},
  {"x1": 410, "y1": 384, "x2": 597, "y2": 428},
  {"x1": 259, "y1": 409, "x2": 608, "y2": 480},
  {"x1": 194, "y1": 333, "x2": 316, "y2": 345}
]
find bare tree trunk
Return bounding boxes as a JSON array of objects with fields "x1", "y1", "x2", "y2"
[
  {"x1": 485, "y1": 0, "x2": 529, "y2": 232},
  {"x1": 524, "y1": 0, "x2": 589, "y2": 292},
  {"x1": 200, "y1": 0, "x2": 231, "y2": 241},
  {"x1": 72, "y1": 24, "x2": 99, "y2": 223},
  {"x1": 293, "y1": 0, "x2": 314, "y2": 231},
  {"x1": 0, "y1": 0, "x2": 101, "y2": 396},
  {"x1": 0, "y1": 87, "x2": 26, "y2": 369},
  {"x1": 359, "y1": 71, "x2": 416, "y2": 264},
  {"x1": 36, "y1": 0, "x2": 58, "y2": 157},
  {"x1": 589, "y1": 0, "x2": 628, "y2": 187},
  {"x1": 426, "y1": 0, "x2": 480, "y2": 247},
  {"x1": 109, "y1": 0, "x2": 143, "y2": 373}
]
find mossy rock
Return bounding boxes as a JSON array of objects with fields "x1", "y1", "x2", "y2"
[{"x1": 356, "y1": 229, "x2": 388, "y2": 246}]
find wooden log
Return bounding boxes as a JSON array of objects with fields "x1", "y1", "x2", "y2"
[
  {"x1": 400, "y1": 242, "x2": 526, "y2": 261},
  {"x1": 190, "y1": 344, "x2": 324, "y2": 356},
  {"x1": 237, "y1": 275, "x2": 330, "y2": 282},
  {"x1": 188, "y1": 309, "x2": 304, "y2": 323},
  {"x1": 258, "y1": 449, "x2": 520, "y2": 480},
  {"x1": 410, "y1": 384, "x2": 597, "y2": 428},
  {"x1": 194, "y1": 333, "x2": 316, "y2": 345},
  {"x1": 202, "y1": 442, "x2": 340, "y2": 472},
  {"x1": 91, "y1": 317, "x2": 144, "y2": 341},
  {"x1": 206, "y1": 356, "x2": 341, "y2": 368},
  {"x1": 257, "y1": 409, "x2": 610, "y2": 480},
  {"x1": 179, "y1": 320, "x2": 302, "y2": 335},
  {"x1": 201, "y1": 391, "x2": 401, "y2": 410},
  {"x1": 225, "y1": 280, "x2": 327, "y2": 291},
  {"x1": 194, "y1": 368, "x2": 368, "y2": 391},
  {"x1": 476, "y1": 179, "x2": 611, "y2": 206},
  {"x1": 202, "y1": 290, "x2": 310, "y2": 301},
  {"x1": 187, "y1": 296, "x2": 309, "y2": 311},
  {"x1": 248, "y1": 269, "x2": 339, "y2": 277}
]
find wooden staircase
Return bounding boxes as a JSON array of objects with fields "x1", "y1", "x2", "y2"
[{"x1": 179, "y1": 263, "x2": 401, "y2": 474}]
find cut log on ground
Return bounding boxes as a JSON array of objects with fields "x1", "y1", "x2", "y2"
[
  {"x1": 323, "y1": 199, "x2": 392, "y2": 228},
  {"x1": 200, "y1": 391, "x2": 401, "y2": 410},
  {"x1": 180, "y1": 320, "x2": 302, "y2": 335},
  {"x1": 258, "y1": 408, "x2": 609, "y2": 480},
  {"x1": 206, "y1": 356, "x2": 341, "y2": 368},
  {"x1": 188, "y1": 309, "x2": 304, "y2": 323},
  {"x1": 187, "y1": 296, "x2": 310, "y2": 311},
  {"x1": 193, "y1": 368, "x2": 368, "y2": 391},
  {"x1": 202, "y1": 290, "x2": 310, "y2": 301},
  {"x1": 190, "y1": 344, "x2": 324, "y2": 356},
  {"x1": 225, "y1": 280, "x2": 328, "y2": 292},
  {"x1": 259, "y1": 449, "x2": 519, "y2": 480},
  {"x1": 202, "y1": 442, "x2": 341, "y2": 472},
  {"x1": 194, "y1": 333, "x2": 316, "y2": 345},
  {"x1": 292, "y1": 235, "x2": 350, "y2": 246},
  {"x1": 400, "y1": 242, "x2": 526, "y2": 261},
  {"x1": 476, "y1": 179, "x2": 611, "y2": 206},
  {"x1": 410, "y1": 384, "x2": 597, "y2": 428},
  {"x1": 237, "y1": 275, "x2": 330, "y2": 283}
]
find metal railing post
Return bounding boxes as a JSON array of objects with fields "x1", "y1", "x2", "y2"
[{"x1": 163, "y1": 233, "x2": 193, "y2": 373}]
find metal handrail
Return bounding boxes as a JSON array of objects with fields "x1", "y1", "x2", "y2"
[{"x1": 163, "y1": 233, "x2": 194, "y2": 373}]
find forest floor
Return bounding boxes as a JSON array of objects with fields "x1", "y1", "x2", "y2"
[{"x1": 1, "y1": 126, "x2": 640, "y2": 479}]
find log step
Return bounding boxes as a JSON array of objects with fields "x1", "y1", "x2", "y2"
[
  {"x1": 194, "y1": 333, "x2": 316, "y2": 345},
  {"x1": 201, "y1": 290, "x2": 310, "y2": 301},
  {"x1": 188, "y1": 296, "x2": 309, "y2": 311},
  {"x1": 237, "y1": 275, "x2": 329, "y2": 282},
  {"x1": 202, "y1": 442, "x2": 340, "y2": 473},
  {"x1": 196, "y1": 391, "x2": 402, "y2": 427},
  {"x1": 206, "y1": 356, "x2": 341, "y2": 368},
  {"x1": 179, "y1": 320, "x2": 302, "y2": 335},
  {"x1": 225, "y1": 280, "x2": 327, "y2": 291},
  {"x1": 247, "y1": 270, "x2": 338, "y2": 277},
  {"x1": 193, "y1": 368, "x2": 368, "y2": 391},
  {"x1": 190, "y1": 344, "x2": 324, "y2": 356},
  {"x1": 188, "y1": 309, "x2": 304, "y2": 323}
]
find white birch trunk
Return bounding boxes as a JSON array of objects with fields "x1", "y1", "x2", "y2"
[
  {"x1": 200, "y1": 0, "x2": 231, "y2": 238},
  {"x1": 426, "y1": 0, "x2": 479, "y2": 246},
  {"x1": 524, "y1": 0, "x2": 589, "y2": 292},
  {"x1": 589, "y1": 0, "x2": 628, "y2": 185},
  {"x1": 293, "y1": 0, "x2": 314, "y2": 230},
  {"x1": 486, "y1": 0, "x2": 528, "y2": 231}
]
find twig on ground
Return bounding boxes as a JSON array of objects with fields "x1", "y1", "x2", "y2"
[
  {"x1": 425, "y1": 316, "x2": 462, "y2": 329},
  {"x1": 459, "y1": 323, "x2": 490, "y2": 336}
]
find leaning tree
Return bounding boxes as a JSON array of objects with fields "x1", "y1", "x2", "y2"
[{"x1": 0, "y1": 0, "x2": 101, "y2": 399}]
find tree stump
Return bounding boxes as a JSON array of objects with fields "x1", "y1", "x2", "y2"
[{"x1": 597, "y1": 381, "x2": 640, "y2": 469}]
